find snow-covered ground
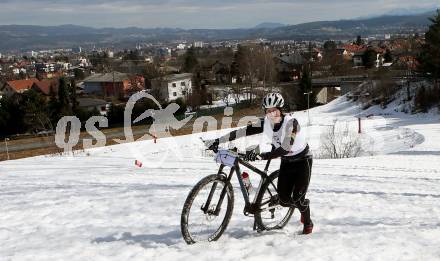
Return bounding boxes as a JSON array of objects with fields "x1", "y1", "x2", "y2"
[{"x1": 1, "y1": 96, "x2": 440, "y2": 260}]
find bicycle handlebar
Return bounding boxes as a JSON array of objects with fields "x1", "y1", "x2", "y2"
[{"x1": 200, "y1": 137, "x2": 263, "y2": 161}]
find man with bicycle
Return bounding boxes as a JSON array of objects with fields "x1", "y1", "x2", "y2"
[{"x1": 205, "y1": 92, "x2": 314, "y2": 235}]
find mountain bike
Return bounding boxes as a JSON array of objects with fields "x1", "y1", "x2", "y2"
[{"x1": 180, "y1": 146, "x2": 295, "y2": 244}]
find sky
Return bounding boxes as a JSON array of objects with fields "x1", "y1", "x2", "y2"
[{"x1": 0, "y1": 0, "x2": 439, "y2": 29}]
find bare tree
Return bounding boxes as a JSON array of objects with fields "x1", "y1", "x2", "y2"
[
  {"x1": 257, "y1": 47, "x2": 277, "y2": 90},
  {"x1": 235, "y1": 45, "x2": 275, "y2": 103},
  {"x1": 221, "y1": 88, "x2": 231, "y2": 106},
  {"x1": 318, "y1": 121, "x2": 363, "y2": 159},
  {"x1": 231, "y1": 84, "x2": 243, "y2": 104}
]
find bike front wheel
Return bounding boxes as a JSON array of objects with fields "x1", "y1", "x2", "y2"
[
  {"x1": 254, "y1": 171, "x2": 294, "y2": 231},
  {"x1": 181, "y1": 174, "x2": 234, "y2": 244}
]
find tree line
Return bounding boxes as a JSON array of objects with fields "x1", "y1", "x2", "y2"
[{"x1": 0, "y1": 78, "x2": 99, "y2": 137}]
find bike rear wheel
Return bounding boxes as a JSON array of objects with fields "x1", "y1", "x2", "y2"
[
  {"x1": 254, "y1": 171, "x2": 294, "y2": 231},
  {"x1": 181, "y1": 174, "x2": 234, "y2": 244}
]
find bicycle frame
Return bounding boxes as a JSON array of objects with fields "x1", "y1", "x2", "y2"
[{"x1": 202, "y1": 153, "x2": 275, "y2": 217}]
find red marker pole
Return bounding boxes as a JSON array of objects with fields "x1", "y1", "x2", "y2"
[
  {"x1": 145, "y1": 132, "x2": 157, "y2": 143},
  {"x1": 358, "y1": 117, "x2": 361, "y2": 134},
  {"x1": 135, "y1": 160, "x2": 143, "y2": 167}
]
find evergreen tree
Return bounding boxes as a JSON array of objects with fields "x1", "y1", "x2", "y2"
[
  {"x1": 384, "y1": 49, "x2": 393, "y2": 63},
  {"x1": 58, "y1": 77, "x2": 69, "y2": 109},
  {"x1": 73, "y1": 68, "x2": 85, "y2": 81},
  {"x1": 362, "y1": 48, "x2": 378, "y2": 69},
  {"x1": 69, "y1": 79, "x2": 78, "y2": 113},
  {"x1": 18, "y1": 71, "x2": 27, "y2": 80},
  {"x1": 47, "y1": 85, "x2": 60, "y2": 123},
  {"x1": 419, "y1": 10, "x2": 440, "y2": 81},
  {"x1": 356, "y1": 35, "x2": 364, "y2": 46},
  {"x1": 187, "y1": 71, "x2": 203, "y2": 110},
  {"x1": 0, "y1": 95, "x2": 26, "y2": 136},
  {"x1": 48, "y1": 77, "x2": 73, "y2": 125},
  {"x1": 183, "y1": 47, "x2": 199, "y2": 73},
  {"x1": 0, "y1": 97, "x2": 12, "y2": 136},
  {"x1": 323, "y1": 41, "x2": 337, "y2": 54},
  {"x1": 107, "y1": 103, "x2": 125, "y2": 126},
  {"x1": 20, "y1": 90, "x2": 51, "y2": 132}
]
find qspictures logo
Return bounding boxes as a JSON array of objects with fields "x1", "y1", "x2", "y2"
[{"x1": 54, "y1": 91, "x2": 388, "y2": 164}]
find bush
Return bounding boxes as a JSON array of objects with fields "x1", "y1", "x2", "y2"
[
  {"x1": 75, "y1": 107, "x2": 101, "y2": 125},
  {"x1": 369, "y1": 70, "x2": 400, "y2": 106},
  {"x1": 0, "y1": 96, "x2": 26, "y2": 137},
  {"x1": 414, "y1": 84, "x2": 440, "y2": 112},
  {"x1": 317, "y1": 121, "x2": 363, "y2": 159},
  {"x1": 107, "y1": 103, "x2": 125, "y2": 126}
]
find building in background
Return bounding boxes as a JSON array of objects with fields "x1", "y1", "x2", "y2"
[
  {"x1": 0, "y1": 78, "x2": 40, "y2": 97},
  {"x1": 31, "y1": 79, "x2": 59, "y2": 99},
  {"x1": 151, "y1": 73, "x2": 192, "y2": 102},
  {"x1": 82, "y1": 72, "x2": 144, "y2": 99},
  {"x1": 193, "y1": 41, "x2": 204, "y2": 48}
]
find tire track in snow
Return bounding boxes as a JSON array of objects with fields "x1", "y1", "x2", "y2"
[
  {"x1": 315, "y1": 172, "x2": 440, "y2": 182},
  {"x1": 311, "y1": 188, "x2": 440, "y2": 199},
  {"x1": 314, "y1": 163, "x2": 440, "y2": 174}
]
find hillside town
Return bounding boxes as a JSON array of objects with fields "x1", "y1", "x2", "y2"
[
  {"x1": 0, "y1": 31, "x2": 431, "y2": 137},
  {"x1": 0, "y1": 7, "x2": 439, "y2": 161}
]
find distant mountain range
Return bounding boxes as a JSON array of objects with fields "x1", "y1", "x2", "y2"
[
  {"x1": 254, "y1": 22, "x2": 286, "y2": 29},
  {"x1": 385, "y1": 7, "x2": 439, "y2": 16},
  {"x1": 356, "y1": 7, "x2": 439, "y2": 19},
  {"x1": 0, "y1": 10, "x2": 437, "y2": 53}
]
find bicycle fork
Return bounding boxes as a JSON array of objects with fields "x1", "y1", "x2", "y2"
[{"x1": 201, "y1": 165, "x2": 234, "y2": 216}]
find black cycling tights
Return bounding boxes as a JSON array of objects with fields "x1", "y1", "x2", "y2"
[{"x1": 277, "y1": 157, "x2": 313, "y2": 214}]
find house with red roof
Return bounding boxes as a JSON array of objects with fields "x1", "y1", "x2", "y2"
[
  {"x1": 0, "y1": 78, "x2": 40, "y2": 97},
  {"x1": 31, "y1": 79, "x2": 59, "y2": 97},
  {"x1": 341, "y1": 44, "x2": 366, "y2": 55}
]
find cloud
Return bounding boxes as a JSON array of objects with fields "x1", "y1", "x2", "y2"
[{"x1": 0, "y1": 0, "x2": 438, "y2": 28}]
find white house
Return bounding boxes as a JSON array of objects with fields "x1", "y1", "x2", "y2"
[
  {"x1": 12, "y1": 68, "x2": 27, "y2": 75},
  {"x1": 57, "y1": 62, "x2": 71, "y2": 71},
  {"x1": 193, "y1": 41, "x2": 203, "y2": 48},
  {"x1": 336, "y1": 48, "x2": 349, "y2": 56},
  {"x1": 72, "y1": 57, "x2": 89, "y2": 68},
  {"x1": 375, "y1": 53, "x2": 385, "y2": 68},
  {"x1": 151, "y1": 73, "x2": 192, "y2": 102}
]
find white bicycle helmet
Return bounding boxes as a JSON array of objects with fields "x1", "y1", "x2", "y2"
[{"x1": 262, "y1": 92, "x2": 284, "y2": 109}]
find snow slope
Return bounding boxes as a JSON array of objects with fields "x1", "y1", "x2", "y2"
[{"x1": 1, "y1": 96, "x2": 440, "y2": 260}]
